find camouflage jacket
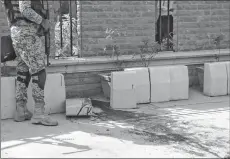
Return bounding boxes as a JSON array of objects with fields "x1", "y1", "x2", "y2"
[{"x1": 1, "y1": 0, "x2": 44, "y2": 26}]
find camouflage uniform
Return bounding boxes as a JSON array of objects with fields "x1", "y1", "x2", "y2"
[{"x1": 2, "y1": 0, "x2": 58, "y2": 126}]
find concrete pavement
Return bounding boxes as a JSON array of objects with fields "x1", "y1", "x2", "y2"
[{"x1": 1, "y1": 88, "x2": 230, "y2": 158}]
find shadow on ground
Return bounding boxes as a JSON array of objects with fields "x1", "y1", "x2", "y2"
[
  {"x1": 1, "y1": 90, "x2": 229, "y2": 158},
  {"x1": 85, "y1": 102, "x2": 229, "y2": 158}
]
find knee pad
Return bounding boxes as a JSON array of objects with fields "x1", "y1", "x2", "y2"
[
  {"x1": 17, "y1": 71, "x2": 31, "y2": 88},
  {"x1": 31, "y1": 69, "x2": 46, "y2": 90}
]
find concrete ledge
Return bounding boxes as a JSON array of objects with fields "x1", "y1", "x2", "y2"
[
  {"x1": 1, "y1": 49, "x2": 229, "y2": 99},
  {"x1": 2, "y1": 49, "x2": 230, "y2": 74},
  {"x1": 48, "y1": 49, "x2": 230, "y2": 73}
]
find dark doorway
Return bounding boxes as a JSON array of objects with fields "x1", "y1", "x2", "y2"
[{"x1": 155, "y1": 0, "x2": 174, "y2": 51}]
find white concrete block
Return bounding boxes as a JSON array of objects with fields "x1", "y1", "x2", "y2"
[
  {"x1": 124, "y1": 67, "x2": 150, "y2": 104},
  {"x1": 1, "y1": 77, "x2": 16, "y2": 120},
  {"x1": 1, "y1": 74, "x2": 66, "y2": 119},
  {"x1": 66, "y1": 98, "x2": 93, "y2": 116},
  {"x1": 225, "y1": 62, "x2": 230, "y2": 94},
  {"x1": 27, "y1": 73, "x2": 66, "y2": 114},
  {"x1": 203, "y1": 62, "x2": 228, "y2": 96},
  {"x1": 149, "y1": 66, "x2": 171, "y2": 102},
  {"x1": 170, "y1": 65, "x2": 189, "y2": 100},
  {"x1": 110, "y1": 71, "x2": 137, "y2": 109}
]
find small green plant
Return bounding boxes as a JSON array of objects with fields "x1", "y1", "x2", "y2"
[
  {"x1": 213, "y1": 32, "x2": 224, "y2": 62},
  {"x1": 133, "y1": 38, "x2": 161, "y2": 67},
  {"x1": 206, "y1": 30, "x2": 225, "y2": 62},
  {"x1": 103, "y1": 28, "x2": 124, "y2": 70}
]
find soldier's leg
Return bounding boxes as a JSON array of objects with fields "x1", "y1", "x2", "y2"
[
  {"x1": 11, "y1": 31, "x2": 58, "y2": 126},
  {"x1": 20, "y1": 35, "x2": 58, "y2": 126},
  {"x1": 14, "y1": 56, "x2": 33, "y2": 122}
]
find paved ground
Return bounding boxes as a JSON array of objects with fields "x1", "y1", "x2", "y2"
[{"x1": 1, "y1": 88, "x2": 230, "y2": 158}]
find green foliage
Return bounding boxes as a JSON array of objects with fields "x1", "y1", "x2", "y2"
[
  {"x1": 103, "y1": 28, "x2": 124, "y2": 70},
  {"x1": 133, "y1": 38, "x2": 161, "y2": 67}
]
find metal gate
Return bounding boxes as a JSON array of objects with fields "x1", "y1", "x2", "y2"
[
  {"x1": 54, "y1": 0, "x2": 174, "y2": 59},
  {"x1": 55, "y1": 0, "x2": 81, "y2": 58},
  {"x1": 156, "y1": 0, "x2": 175, "y2": 52}
]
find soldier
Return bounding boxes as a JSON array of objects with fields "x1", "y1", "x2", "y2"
[{"x1": 1, "y1": 0, "x2": 58, "y2": 126}]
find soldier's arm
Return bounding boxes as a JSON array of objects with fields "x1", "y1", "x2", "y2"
[{"x1": 19, "y1": 0, "x2": 43, "y2": 24}]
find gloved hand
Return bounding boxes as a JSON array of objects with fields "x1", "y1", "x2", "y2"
[{"x1": 40, "y1": 19, "x2": 50, "y2": 31}]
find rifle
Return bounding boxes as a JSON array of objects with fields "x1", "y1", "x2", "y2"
[
  {"x1": 40, "y1": 0, "x2": 50, "y2": 66},
  {"x1": 45, "y1": 6, "x2": 50, "y2": 66}
]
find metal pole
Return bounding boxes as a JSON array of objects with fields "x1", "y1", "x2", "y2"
[
  {"x1": 159, "y1": 0, "x2": 162, "y2": 49},
  {"x1": 45, "y1": 0, "x2": 50, "y2": 66},
  {"x1": 60, "y1": 0, "x2": 63, "y2": 49},
  {"x1": 80, "y1": 1, "x2": 82, "y2": 57},
  {"x1": 167, "y1": 0, "x2": 170, "y2": 51},
  {"x1": 75, "y1": 0, "x2": 80, "y2": 58},
  {"x1": 69, "y1": 0, "x2": 73, "y2": 56}
]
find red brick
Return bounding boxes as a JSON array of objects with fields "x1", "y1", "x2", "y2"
[
  {"x1": 211, "y1": 9, "x2": 229, "y2": 16},
  {"x1": 211, "y1": 4, "x2": 223, "y2": 9},
  {"x1": 122, "y1": 1, "x2": 141, "y2": 5},
  {"x1": 179, "y1": 16, "x2": 197, "y2": 22},
  {"x1": 141, "y1": 12, "x2": 155, "y2": 18},
  {"x1": 176, "y1": 10, "x2": 204, "y2": 16},
  {"x1": 198, "y1": 4, "x2": 211, "y2": 10},
  {"x1": 127, "y1": 12, "x2": 141, "y2": 18},
  {"x1": 120, "y1": 6, "x2": 133, "y2": 12},
  {"x1": 111, "y1": 13, "x2": 126, "y2": 18},
  {"x1": 177, "y1": 4, "x2": 198, "y2": 10}
]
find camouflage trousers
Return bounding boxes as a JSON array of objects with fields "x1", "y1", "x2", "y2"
[{"x1": 11, "y1": 22, "x2": 46, "y2": 108}]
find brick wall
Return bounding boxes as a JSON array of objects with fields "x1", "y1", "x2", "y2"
[
  {"x1": 80, "y1": 1, "x2": 156, "y2": 57},
  {"x1": 174, "y1": 1, "x2": 230, "y2": 51},
  {"x1": 0, "y1": 1, "x2": 229, "y2": 57},
  {"x1": 80, "y1": 1, "x2": 229, "y2": 56}
]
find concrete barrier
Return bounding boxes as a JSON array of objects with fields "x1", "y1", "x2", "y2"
[
  {"x1": 225, "y1": 62, "x2": 230, "y2": 94},
  {"x1": 1, "y1": 74, "x2": 66, "y2": 120},
  {"x1": 170, "y1": 65, "x2": 189, "y2": 100},
  {"x1": 1, "y1": 77, "x2": 16, "y2": 120},
  {"x1": 149, "y1": 66, "x2": 171, "y2": 102},
  {"x1": 203, "y1": 62, "x2": 228, "y2": 96},
  {"x1": 27, "y1": 73, "x2": 66, "y2": 114},
  {"x1": 124, "y1": 67, "x2": 150, "y2": 104},
  {"x1": 110, "y1": 71, "x2": 137, "y2": 109},
  {"x1": 66, "y1": 98, "x2": 93, "y2": 116}
]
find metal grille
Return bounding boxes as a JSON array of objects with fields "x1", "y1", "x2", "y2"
[
  {"x1": 156, "y1": 0, "x2": 175, "y2": 52},
  {"x1": 55, "y1": 0, "x2": 80, "y2": 58},
  {"x1": 55, "y1": 0, "x2": 174, "y2": 59}
]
